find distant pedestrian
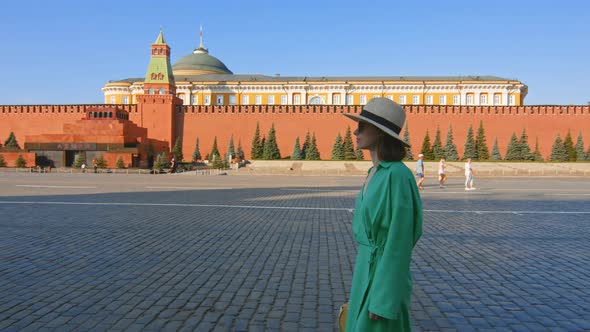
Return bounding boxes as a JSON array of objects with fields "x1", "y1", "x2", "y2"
[
  {"x1": 92, "y1": 158, "x2": 98, "y2": 173},
  {"x1": 438, "y1": 158, "x2": 447, "y2": 188},
  {"x1": 416, "y1": 153, "x2": 425, "y2": 190},
  {"x1": 465, "y1": 158, "x2": 475, "y2": 190},
  {"x1": 81, "y1": 163, "x2": 86, "y2": 173}
]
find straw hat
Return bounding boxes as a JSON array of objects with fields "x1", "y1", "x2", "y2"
[{"x1": 343, "y1": 97, "x2": 409, "y2": 147}]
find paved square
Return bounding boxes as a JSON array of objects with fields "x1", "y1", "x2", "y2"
[{"x1": 0, "y1": 173, "x2": 589, "y2": 331}]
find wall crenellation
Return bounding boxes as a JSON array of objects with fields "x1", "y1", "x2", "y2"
[{"x1": 0, "y1": 104, "x2": 138, "y2": 114}]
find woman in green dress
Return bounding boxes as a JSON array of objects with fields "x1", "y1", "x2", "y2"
[{"x1": 343, "y1": 98, "x2": 423, "y2": 331}]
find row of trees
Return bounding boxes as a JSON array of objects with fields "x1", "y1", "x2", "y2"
[
  {"x1": 330, "y1": 126, "x2": 364, "y2": 160},
  {"x1": 412, "y1": 121, "x2": 590, "y2": 162},
  {"x1": 0, "y1": 154, "x2": 26, "y2": 167}
]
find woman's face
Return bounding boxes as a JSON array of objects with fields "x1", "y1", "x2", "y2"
[{"x1": 353, "y1": 121, "x2": 382, "y2": 150}]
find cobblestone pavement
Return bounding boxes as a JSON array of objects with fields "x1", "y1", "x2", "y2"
[{"x1": 0, "y1": 173, "x2": 589, "y2": 331}]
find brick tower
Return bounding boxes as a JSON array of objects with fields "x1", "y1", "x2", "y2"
[{"x1": 136, "y1": 29, "x2": 181, "y2": 150}]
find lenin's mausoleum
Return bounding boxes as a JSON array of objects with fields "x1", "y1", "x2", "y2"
[{"x1": 1, "y1": 30, "x2": 589, "y2": 168}]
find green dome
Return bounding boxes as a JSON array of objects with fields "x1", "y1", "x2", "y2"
[{"x1": 172, "y1": 47, "x2": 232, "y2": 76}]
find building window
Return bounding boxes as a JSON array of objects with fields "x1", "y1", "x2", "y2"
[
  {"x1": 191, "y1": 95, "x2": 197, "y2": 105},
  {"x1": 373, "y1": 95, "x2": 379, "y2": 100},
  {"x1": 158, "y1": 88, "x2": 165, "y2": 95},
  {"x1": 332, "y1": 94, "x2": 340, "y2": 105},
  {"x1": 255, "y1": 95, "x2": 262, "y2": 105},
  {"x1": 360, "y1": 95, "x2": 367, "y2": 105},
  {"x1": 439, "y1": 95, "x2": 446, "y2": 105},
  {"x1": 110, "y1": 96, "x2": 116, "y2": 104},
  {"x1": 122, "y1": 96, "x2": 129, "y2": 104},
  {"x1": 148, "y1": 88, "x2": 154, "y2": 95},
  {"x1": 386, "y1": 95, "x2": 393, "y2": 101},
  {"x1": 216, "y1": 95, "x2": 224, "y2": 105},
  {"x1": 204, "y1": 95, "x2": 211, "y2": 105},
  {"x1": 426, "y1": 95, "x2": 433, "y2": 105},
  {"x1": 268, "y1": 95, "x2": 275, "y2": 105},
  {"x1": 281, "y1": 95, "x2": 287, "y2": 105},
  {"x1": 466, "y1": 94, "x2": 473, "y2": 105},
  {"x1": 509, "y1": 95, "x2": 516, "y2": 105},
  {"x1": 309, "y1": 96, "x2": 325, "y2": 105},
  {"x1": 294, "y1": 94, "x2": 301, "y2": 105},
  {"x1": 480, "y1": 94, "x2": 487, "y2": 105},
  {"x1": 178, "y1": 95, "x2": 185, "y2": 104},
  {"x1": 453, "y1": 95, "x2": 460, "y2": 105},
  {"x1": 412, "y1": 95, "x2": 419, "y2": 105},
  {"x1": 493, "y1": 94, "x2": 501, "y2": 105},
  {"x1": 399, "y1": 95, "x2": 406, "y2": 104},
  {"x1": 242, "y1": 95, "x2": 249, "y2": 105},
  {"x1": 346, "y1": 95, "x2": 354, "y2": 105},
  {"x1": 229, "y1": 95, "x2": 236, "y2": 105}
]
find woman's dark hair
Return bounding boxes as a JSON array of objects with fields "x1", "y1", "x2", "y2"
[{"x1": 377, "y1": 131, "x2": 407, "y2": 162}]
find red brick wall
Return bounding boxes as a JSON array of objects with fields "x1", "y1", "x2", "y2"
[
  {"x1": 0, "y1": 152, "x2": 36, "y2": 167},
  {"x1": 174, "y1": 105, "x2": 590, "y2": 161},
  {"x1": 1, "y1": 104, "x2": 589, "y2": 164}
]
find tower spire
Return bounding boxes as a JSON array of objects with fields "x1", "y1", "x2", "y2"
[{"x1": 194, "y1": 24, "x2": 208, "y2": 54}]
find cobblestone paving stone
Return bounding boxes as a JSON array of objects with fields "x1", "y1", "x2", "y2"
[{"x1": 0, "y1": 174, "x2": 589, "y2": 331}]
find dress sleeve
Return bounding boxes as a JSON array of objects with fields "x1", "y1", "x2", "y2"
[{"x1": 368, "y1": 175, "x2": 423, "y2": 320}]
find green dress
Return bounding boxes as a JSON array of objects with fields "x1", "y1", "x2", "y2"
[{"x1": 345, "y1": 161, "x2": 423, "y2": 332}]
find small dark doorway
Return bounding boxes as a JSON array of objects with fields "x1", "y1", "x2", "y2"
[{"x1": 65, "y1": 151, "x2": 77, "y2": 167}]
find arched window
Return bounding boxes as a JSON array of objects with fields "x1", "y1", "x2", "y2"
[
  {"x1": 108, "y1": 112, "x2": 113, "y2": 118},
  {"x1": 149, "y1": 88, "x2": 155, "y2": 95},
  {"x1": 309, "y1": 96, "x2": 325, "y2": 105},
  {"x1": 158, "y1": 88, "x2": 165, "y2": 95}
]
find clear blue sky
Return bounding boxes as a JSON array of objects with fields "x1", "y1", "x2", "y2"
[{"x1": 0, "y1": 0, "x2": 588, "y2": 105}]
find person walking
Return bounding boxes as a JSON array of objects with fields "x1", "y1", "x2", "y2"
[
  {"x1": 342, "y1": 98, "x2": 423, "y2": 331},
  {"x1": 438, "y1": 157, "x2": 447, "y2": 188},
  {"x1": 416, "y1": 154, "x2": 425, "y2": 190},
  {"x1": 465, "y1": 158, "x2": 475, "y2": 190}
]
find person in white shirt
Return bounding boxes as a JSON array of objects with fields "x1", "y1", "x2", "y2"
[
  {"x1": 464, "y1": 158, "x2": 475, "y2": 190},
  {"x1": 438, "y1": 158, "x2": 447, "y2": 188}
]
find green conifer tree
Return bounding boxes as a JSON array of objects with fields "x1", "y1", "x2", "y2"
[
  {"x1": 403, "y1": 124, "x2": 414, "y2": 160},
  {"x1": 291, "y1": 137, "x2": 303, "y2": 160},
  {"x1": 227, "y1": 135, "x2": 236, "y2": 160},
  {"x1": 4, "y1": 132, "x2": 20, "y2": 149},
  {"x1": 420, "y1": 130, "x2": 434, "y2": 160},
  {"x1": 210, "y1": 137, "x2": 221, "y2": 161},
  {"x1": 519, "y1": 129, "x2": 533, "y2": 161},
  {"x1": 505, "y1": 133, "x2": 521, "y2": 161},
  {"x1": 463, "y1": 125, "x2": 477, "y2": 160},
  {"x1": 15, "y1": 154, "x2": 26, "y2": 168},
  {"x1": 262, "y1": 124, "x2": 281, "y2": 160},
  {"x1": 563, "y1": 130, "x2": 576, "y2": 161},
  {"x1": 172, "y1": 137, "x2": 183, "y2": 161},
  {"x1": 575, "y1": 132, "x2": 586, "y2": 161},
  {"x1": 475, "y1": 121, "x2": 490, "y2": 160},
  {"x1": 73, "y1": 152, "x2": 86, "y2": 168},
  {"x1": 491, "y1": 137, "x2": 502, "y2": 161},
  {"x1": 250, "y1": 122, "x2": 263, "y2": 159},
  {"x1": 305, "y1": 133, "x2": 321, "y2": 160},
  {"x1": 331, "y1": 133, "x2": 345, "y2": 160},
  {"x1": 302, "y1": 130, "x2": 311, "y2": 159},
  {"x1": 550, "y1": 134, "x2": 568, "y2": 162},
  {"x1": 355, "y1": 145, "x2": 365, "y2": 160},
  {"x1": 444, "y1": 124, "x2": 459, "y2": 161},
  {"x1": 431, "y1": 127, "x2": 445, "y2": 160},
  {"x1": 236, "y1": 139, "x2": 245, "y2": 160},
  {"x1": 0, "y1": 154, "x2": 6, "y2": 167},
  {"x1": 115, "y1": 156, "x2": 125, "y2": 168},
  {"x1": 192, "y1": 137, "x2": 202, "y2": 161},
  {"x1": 343, "y1": 126, "x2": 356, "y2": 160},
  {"x1": 96, "y1": 154, "x2": 107, "y2": 168}
]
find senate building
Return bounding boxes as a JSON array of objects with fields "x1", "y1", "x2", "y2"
[{"x1": 102, "y1": 30, "x2": 528, "y2": 108}]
